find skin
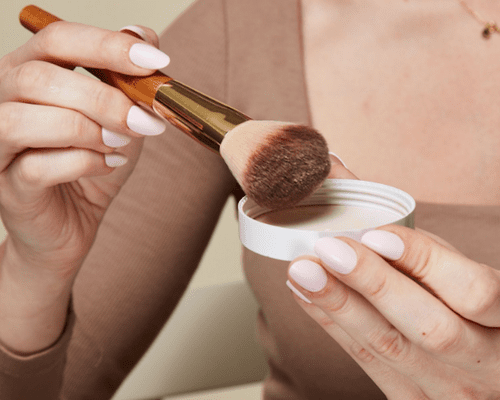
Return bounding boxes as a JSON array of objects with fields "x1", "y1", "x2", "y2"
[
  {"x1": 0, "y1": 1, "x2": 498, "y2": 398},
  {"x1": 286, "y1": 0, "x2": 500, "y2": 397},
  {"x1": 302, "y1": 0, "x2": 500, "y2": 204},
  {"x1": 0, "y1": 22, "x2": 162, "y2": 354}
]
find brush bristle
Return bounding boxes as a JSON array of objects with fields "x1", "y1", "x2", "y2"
[{"x1": 220, "y1": 120, "x2": 331, "y2": 209}]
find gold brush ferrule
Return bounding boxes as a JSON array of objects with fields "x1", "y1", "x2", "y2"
[{"x1": 152, "y1": 80, "x2": 250, "y2": 153}]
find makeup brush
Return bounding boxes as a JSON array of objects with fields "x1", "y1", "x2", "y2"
[{"x1": 19, "y1": 5, "x2": 331, "y2": 210}]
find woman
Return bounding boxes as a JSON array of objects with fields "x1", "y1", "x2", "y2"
[{"x1": 0, "y1": 0, "x2": 498, "y2": 398}]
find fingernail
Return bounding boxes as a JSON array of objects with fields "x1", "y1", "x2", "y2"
[
  {"x1": 328, "y1": 151, "x2": 348, "y2": 168},
  {"x1": 361, "y1": 230, "x2": 405, "y2": 261},
  {"x1": 129, "y1": 43, "x2": 170, "y2": 69},
  {"x1": 127, "y1": 106, "x2": 166, "y2": 136},
  {"x1": 289, "y1": 259, "x2": 328, "y2": 292},
  {"x1": 120, "y1": 25, "x2": 149, "y2": 42},
  {"x1": 102, "y1": 128, "x2": 132, "y2": 148},
  {"x1": 105, "y1": 153, "x2": 128, "y2": 167},
  {"x1": 314, "y1": 238, "x2": 357, "y2": 274},
  {"x1": 286, "y1": 280, "x2": 312, "y2": 303}
]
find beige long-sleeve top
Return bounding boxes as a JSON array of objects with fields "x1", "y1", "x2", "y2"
[{"x1": 1, "y1": 0, "x2": 499, "y2": 399}]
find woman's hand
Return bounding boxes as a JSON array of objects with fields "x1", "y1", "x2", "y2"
[
  {"x1": 0, "y1": 21, "x2": 168, "y2": 353},
  {"x1": 286, "y1": 226, "x2": 500, "y2": 398}
]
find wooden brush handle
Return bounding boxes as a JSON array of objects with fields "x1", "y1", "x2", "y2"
[{"x1": 19, "y1": 5, "x2": 172, "y2": 110}]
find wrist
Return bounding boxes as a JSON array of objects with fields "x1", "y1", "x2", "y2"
[
  {"x1": 0, "y1": 297, "x2": 72, "y2": 356},
  {"x1": 0, "y1": 236, "x2": 80, "y2": 289},
  {"x1": 0, "y1": 241, "x2": 75, "y2": 354}
]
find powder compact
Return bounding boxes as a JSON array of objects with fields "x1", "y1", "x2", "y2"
[{"x1": 238, "y1": 179, "x2": 415, "y2": 261}]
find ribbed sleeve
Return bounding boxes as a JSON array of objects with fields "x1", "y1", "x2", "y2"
[
  {"x1": 0, "y1": 0, "x2": 236, "y2": 399},
  {"x1": 0, "y1": 309, "x2": 75, "y2": 399}
]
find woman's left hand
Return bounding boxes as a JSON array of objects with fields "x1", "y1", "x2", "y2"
[{"x1": 286, "y1": 226, "x2": 500, "y2": 399}]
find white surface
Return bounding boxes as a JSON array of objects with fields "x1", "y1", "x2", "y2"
[
  {"x1": 162, "y1": 382, "x2": 263, "y2": 400},
  {"x1": 111, "y1": 280, "x2": 268, "y2": 400}
]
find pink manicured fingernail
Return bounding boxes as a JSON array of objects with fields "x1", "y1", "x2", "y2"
[
  {"x1": 328, "y1": 151, "x2": 348, "y2": 168},
  {"x1": 315, "y1": 238, "x2": 357, "y2": 274},
  {"x1": 105, "y1": 153, "x2": 128, "y2": 167},
  {"x1": 127, "y1": 106, "x2": 166, "y2": 136},
  {"x1": 129, "y1": 43, "x2": 170, "y2": 69},
  {"x1": 102, "y1": 128, "x2": 132, "y2": 148},
  {"x1": 289, "y1": 259, "x2": 328, "y2": 292},
  {"x1": 120, "y1": 25, "x2": 149, "y2": 42},
  {"x1": 361, "y1": 230, "x2": 405, "y2": 261},
  {"x1": 286, "y1": 280, "x2": 312, "y2": 303}
]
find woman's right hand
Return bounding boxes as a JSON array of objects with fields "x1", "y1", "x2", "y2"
[{"x1": 0, "y1": 20, "x2": 169, "y2": 353}]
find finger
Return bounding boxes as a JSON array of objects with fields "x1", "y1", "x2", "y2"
[
  {"x1": 2, "y1": 148, "x2": 127, "y2": 203},
  {"x1": 287, "y1": 259, "x2": 454, "y2": 398},
  {"x1": 313, "y1": 237, "x2": 498, "y2": 371},
  {"x1": 0, "y1": 103, "x2": 131, "y2": 170},
  {"x1": 0, "y1": 62, "x2": 166, "y2": 138},
  {"x1": 327, "y1": 152, "x2": 358, "y2": 179},
  {"x1": 415, "y1": 228, "x2": 461, "y2": 253},
  {"x1": 287, "y1": 280, "x2": 428, "y2": 399},
  {"x1": 119, "y1": 25, "x2": 160, "y2": 48},
  {"x1": 3, "y1": 21, "x2": 169, "y2": 74},
  {"x1": 361, "y1": 226, "x2": 500, "y2": 327}
]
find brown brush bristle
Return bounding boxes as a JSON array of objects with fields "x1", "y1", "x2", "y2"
[{"x1": 242, "y1": 125, "x2": 331, "y2": 209}]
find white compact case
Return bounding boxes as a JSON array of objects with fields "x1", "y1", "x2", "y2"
[{"x1": 238, "y1": 179, "x2": 416, "y2": 261}]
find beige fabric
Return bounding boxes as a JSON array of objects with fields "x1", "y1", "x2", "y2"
[{"x1": 0, "y1": 0, "x2": 498, "y2": 399}]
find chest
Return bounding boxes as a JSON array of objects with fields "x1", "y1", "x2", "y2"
[{"x1": 301, "y1": 2, "x2": 500, "y2": 204}]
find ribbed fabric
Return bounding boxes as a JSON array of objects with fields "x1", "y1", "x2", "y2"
[
  {"x1": 0, "y1": 311, "x2": 74, "y2": 398},
  {"x1": 0, "y1": 0, "x2": 236, "y2": 398},
  {"x1": 0, "y1": 0, "x2": 498, "y2": 399}
]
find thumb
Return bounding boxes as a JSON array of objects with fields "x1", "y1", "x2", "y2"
[
  {"x1": 119, "y1": 25, "x2": 160, "y2": 48},
  {"x1": 328, "y1": 152, "x2": 358, "y2": 180}
]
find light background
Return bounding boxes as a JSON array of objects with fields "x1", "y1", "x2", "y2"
[{"x1": 0, "y1": 0, "x2": 244, "y2": 289}]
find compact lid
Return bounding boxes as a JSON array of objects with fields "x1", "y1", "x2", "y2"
[{"x1": 238, "y1": 179, "x2": 416, "y2": 261}]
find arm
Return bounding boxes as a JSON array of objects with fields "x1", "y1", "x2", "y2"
[{"x1": 0, "y1": 0, "x2": 236, "y2": 398}]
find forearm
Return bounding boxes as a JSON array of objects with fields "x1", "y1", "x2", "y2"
[{"x1": 0, "y1": 240, "x2": 73, "y2": 355}]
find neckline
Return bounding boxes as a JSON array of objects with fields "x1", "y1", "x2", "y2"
[{"x1": 293, "y1": 0, "x2": 498, "y2": 210}]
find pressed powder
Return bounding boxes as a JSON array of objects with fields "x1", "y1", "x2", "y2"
[
  {"x1": 239, "y1": 179, "x2": 415, "y2": 261},
  {"x1": 256, "y1": 204, "x2": 401, "y2": 232}
]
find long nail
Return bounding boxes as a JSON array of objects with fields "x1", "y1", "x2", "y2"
[
  {"x1": 328, "y1": 151, "x2": 348, "y2": 168},
  {"x1": 315, "y1": 238, "x2": 358, "y2": 275},
  {"x1": 127, "y1": 106, "x2": 166, "y2": 136},
  {"x1": 102, "y1": 128, "x2": 132, "y2": 148},
  {"x1": 105, "y1": 153, "x2": 128, "y2": 167},
  {"x1": 361, "y1": 230, "x2": 405, "y2": 261},
  {"x1": 129, "y1": 43, "x2": 170, "y2": 69},
  {"x1": 286, "y1": 280, "x2": 312, "y2": 303},
  {"x1": 289, "y1": 259, "x2": 328, "y2": 292},
  {"x1": 120, "y1": 25, "x2": 149, "y2": 42}
]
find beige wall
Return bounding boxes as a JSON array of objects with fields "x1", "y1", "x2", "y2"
[{"x1": 0, "y1": 0, "x2": 244, "y2": 288}]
